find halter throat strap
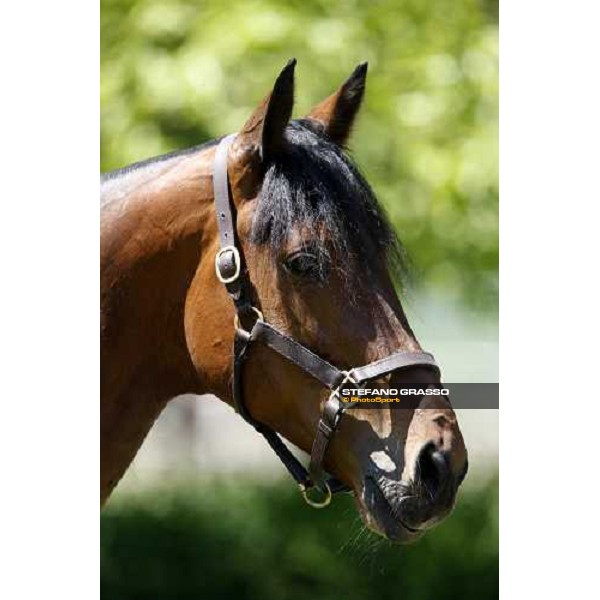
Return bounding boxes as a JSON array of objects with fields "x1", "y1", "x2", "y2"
[{"x1": 211, "y1": 134, "x2": 440, "y2": 506}]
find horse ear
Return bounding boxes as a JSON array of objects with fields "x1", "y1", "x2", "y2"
[
  {"x1": 306, "y1": 62, "x2": 368, "y2": 146},
  {"x1": 232, "y1": 59, "x2": 296, "y2": 164}
]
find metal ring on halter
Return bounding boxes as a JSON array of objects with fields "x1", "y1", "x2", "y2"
[
  {"x1": 340, "y1": 369, "x2": 358, "y2": 386},
  {"x1": 215, "y1": 245, "x2": 241, "y2": 284},
  {"x1": 234, "y1": 306, "x2": 264, "y2": 333},
  {"x1": 299, "y1": 481, "x2": 332, "y2": 509}
]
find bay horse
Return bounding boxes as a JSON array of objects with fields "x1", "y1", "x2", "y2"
[{"x1": 100, "y1": 60, "x2": 468, "y2": 543}]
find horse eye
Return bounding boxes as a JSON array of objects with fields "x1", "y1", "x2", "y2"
[{"x1": 283, "y1": 251, "x2": 326, "y2": 281}]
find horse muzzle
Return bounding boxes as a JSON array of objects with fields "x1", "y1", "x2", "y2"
[{"x1": 361, "y1": 445, "x2": 466, "y2": 543}]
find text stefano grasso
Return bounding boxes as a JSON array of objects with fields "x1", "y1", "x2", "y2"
[{"x1": 341, "y1": 388, "x2": 450, "y2": 396}]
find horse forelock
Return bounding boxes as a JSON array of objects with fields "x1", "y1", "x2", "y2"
[{"x1": 251, "y1": 119, "x2": 410, "y2": 287}]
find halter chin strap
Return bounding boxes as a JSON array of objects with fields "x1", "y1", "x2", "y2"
[{"x1": 212, "y1": 134, "x2": 440, "y2": 508}]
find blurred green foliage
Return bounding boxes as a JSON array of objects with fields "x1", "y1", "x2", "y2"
[
  {"x1": 101, "y1": 0, "x2": 498, "y2": 309},
  {"x1": 101, "y1": 477, "x2": 498, "y2": 600}
]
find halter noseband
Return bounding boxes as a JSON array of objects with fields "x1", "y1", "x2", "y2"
[{"x1": 212, "y1": 135, "x2": 440, "y2": 508}]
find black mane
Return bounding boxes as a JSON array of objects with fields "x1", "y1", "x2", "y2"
[{"x1": 252, "y1": 119, "x2": 408, "y2": 286}]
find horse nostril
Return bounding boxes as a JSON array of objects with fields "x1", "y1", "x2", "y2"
[{"x1": 415, "y1": 443, "x2": 450, "y2": 500}]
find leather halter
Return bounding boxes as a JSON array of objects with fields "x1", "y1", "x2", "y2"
[{"x1": 212, "y1": 135, "x2": 440, "y2": 508}]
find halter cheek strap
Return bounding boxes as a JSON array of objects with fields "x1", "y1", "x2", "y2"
[{"x1": 212, "y1": 134, "x2": 440, "y2": 508}]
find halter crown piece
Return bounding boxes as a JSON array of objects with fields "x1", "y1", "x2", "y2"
[{"x1": 212, "y1": 134, "x2": 440, "y2": 508}]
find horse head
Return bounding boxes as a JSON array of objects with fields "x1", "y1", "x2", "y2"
[{"x1": 184, "y1": 61, "x2": 468, "y2": 542}]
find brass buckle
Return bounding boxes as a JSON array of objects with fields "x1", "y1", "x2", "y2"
[
  {"x1": 215, "y1": 245, "x2": 241, "y2": 284},
  {"x1": 299, "y1": 481, "x2": 332, "y2": 509}
]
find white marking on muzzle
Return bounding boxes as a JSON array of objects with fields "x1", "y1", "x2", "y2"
[{"x1": 370, "y1": 450, "x2": 397, "y2": 473}]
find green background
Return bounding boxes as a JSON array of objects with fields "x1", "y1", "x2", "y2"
[
  {"x1": 101, "y1": 1, "x2": 498, "y2": 598},
  {"x1": 102, "y1": 478, "x2": 498, "y2": 600}
]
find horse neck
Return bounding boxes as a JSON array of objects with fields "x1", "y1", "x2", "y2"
[{"x1": 100, "y1": 146, "x2": 217, "y2": 502}]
